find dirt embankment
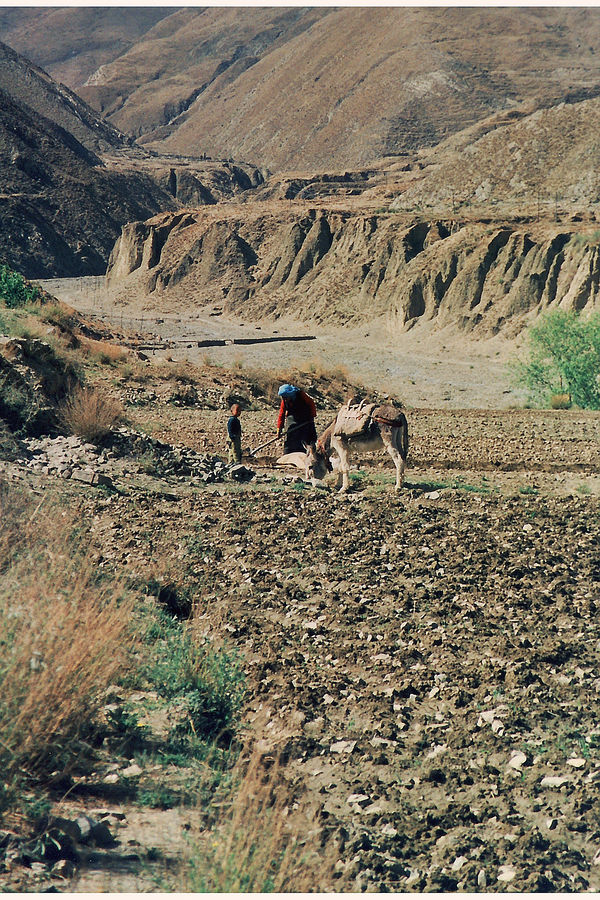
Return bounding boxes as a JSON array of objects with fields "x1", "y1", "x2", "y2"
[{"x1": 105, "y1": 207, "x2": 600, "y2": 337}]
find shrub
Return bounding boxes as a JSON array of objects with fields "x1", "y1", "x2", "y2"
[
  {"x1": 81, "y1": 337, "x2": 129, "y2": 366},
  {"x1": 0, "y1": 264, "x2": 42, "y2": 309},
  {"x1": 140, "y1": 608, "x2": 245, "y2": 739},
  {"x1": 514, "y1": 309, "x2": 600, "y2": 409},
  {"x1": 550, "y1": 393, "x2": 572, "y2": 409},
  {"x1": 0, "y1": 482, "x2": 135, "y2": 784},
  {"x1": 39, "y1": 303, "x2": 75, "y2": 329},
  {"x1": 181, "y1": 745, "x2": 342, "y2": 892},
  {"x1": 60, "y1": 385, "x2": 123, "y2": 442}
]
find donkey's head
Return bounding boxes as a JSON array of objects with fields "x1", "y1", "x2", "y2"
[{"x1": 304, "y1": 442, "x2": 332, "y2": 483}]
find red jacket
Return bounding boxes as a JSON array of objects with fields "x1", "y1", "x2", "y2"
[{"x1": 277, "y1": 390, "x2": 317, "y2": 430}]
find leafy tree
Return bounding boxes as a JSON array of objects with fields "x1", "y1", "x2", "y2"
[
  {"x1": 515, "y1": 309, "x2": 600, "y2": 409},
  {"x1": 0, "y1": 264, "x2": 42, "y2": 309}
]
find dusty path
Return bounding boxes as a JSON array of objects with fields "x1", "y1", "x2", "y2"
[{"x1": 40, "y1": 276, "x2": 527, "y2": 410}]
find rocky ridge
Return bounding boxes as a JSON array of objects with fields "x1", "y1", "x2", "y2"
[
  {"x1": 105, "y1": 208, "x2": 600, "y2": 336},
  {"x1": 0, "y1": 40, "x2": 130, "y2": 155},
  {"x1": 0, "y1": 88, "x2": 177, "y2": 278}
]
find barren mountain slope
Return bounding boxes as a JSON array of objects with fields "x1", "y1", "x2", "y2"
[
  {"x1": 0, "y1": 41, "x2": 129, "y2": 154},
  {"x1": 4, "y1": 7, "x2": 600, "y2": 171},
  {"x1": 104, "y1": 204, "x2": 600, "y2": 337},
  {"x1": 0, "y1": 7, "x2": 174, "y2": 87},
  {"x1": 392, "y1": 95, "x2": 600, "y2": 211},
  {"x1": 75, "y1": 7, "x2": 328, "y2": 139},
  {"x1": 0, "y1": 89, "x2": 177, "y2": 278},
  {"x1": 89, "y1": 6, "x2": 600, "y2": 170}
]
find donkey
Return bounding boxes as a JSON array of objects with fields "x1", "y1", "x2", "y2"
[{"x1": 278, "y1": 402, "x2": 409, "y2": 492}]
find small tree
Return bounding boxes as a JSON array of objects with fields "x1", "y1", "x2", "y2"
[
  {"x1": 515, "y1": 309, "x2": 600, "y2": 409},
  {"x1": 0, "y1": 264, "x2": 42, "y2": 308}
]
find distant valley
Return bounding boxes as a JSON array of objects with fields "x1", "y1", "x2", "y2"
[{"x1": 1, "y1": 7, "x2": 600, "y2": 337}]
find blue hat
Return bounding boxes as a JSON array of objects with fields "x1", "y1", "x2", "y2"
[{"x1": 278, "y1": 384, "x2": 298, "y2": 398}]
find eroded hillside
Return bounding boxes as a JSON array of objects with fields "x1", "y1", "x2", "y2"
[
  {"x1": 392, "y1": 96, "x2": 600, "y2": 212},
  {"x1": 4, "y1": 7, "x2": 600, "y2": 171},
  {"x1": 105, "y1": 206, "x2": 600, "y2": 336}
]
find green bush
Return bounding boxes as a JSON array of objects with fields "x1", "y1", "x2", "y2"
[
  {"x1": 514, "y1": 309, "x2": 600, "y2": 409},
  {"x1": 141, "y1": 608, "x2": 245, "y2": 739},
  {"x1": 0, "y1": 265, "x2": 42, "y2": 309}
]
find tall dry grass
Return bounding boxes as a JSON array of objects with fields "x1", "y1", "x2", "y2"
[
  {"x1": 0, "y1": 481, "x2": 135, "y2": 783},
  {"x1": 80, "y1": 337, "x2": 129, "y2": 365},
  {"x1": 181, "y1": 743, "x2": 344, "y2": 892},
  {"x1": 60, "y1": 385, "x2": 123, "y2": 442}
]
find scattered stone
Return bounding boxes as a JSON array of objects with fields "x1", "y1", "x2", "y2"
[
  {"x1": 497, "y1": 865, "x2": 517, "y2": 883},
  {"x1": 508, "y1": 750, "x2": 528, "y2": 769},
  {"x1": 228, "y1": 463, "x2": 255, "y2": 482},
  {"x1": 540, "y1": 775, "x2": 570, "y2": 788},
  {"x1": 120, "y1": 763, "x2": 143, "y2": 777},
  {"x1": 89, "y1": 821, "x2": 115, "y2": 848},
  {"x1": 74, "y1": 816, "x2": 94, "y2": 843},
  {"x1": 347, "y1": 794, "x2": 370, "y2": 807},
  {"x1": 330, "y1": 740, "x2": 357, "y2": 754},
  {"x1": 52, "y1": 858, "x2": 76, "y2": 878}
]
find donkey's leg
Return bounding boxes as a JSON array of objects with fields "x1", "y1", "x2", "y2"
[
  {"x1": 382, "y1": 430, "x2": 406, "y2": 491},
  {"x1": 331, "y1": 436, "x2": 350, "y2": 492}
]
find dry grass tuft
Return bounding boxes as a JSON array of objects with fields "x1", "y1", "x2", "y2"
[
  {"x1": 0, "y1": 482, "x2": 135, "y2": 782},
  {"x1": 60, "y1": 385, "x2": 124, "y2": 442},
  {"x1": 80, "y1": 337, "x2": 129, "y2": 365},
  {"x1": 181, "y1": 742, "x2": 345, "y2": 892},
  {"x1": 550, "y1": 392, "x2": 572, "y2": 409}
]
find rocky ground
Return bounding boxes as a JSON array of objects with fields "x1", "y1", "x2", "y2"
[{"x1": 1, "y1": 396, "x2": 599, "y2": 892}]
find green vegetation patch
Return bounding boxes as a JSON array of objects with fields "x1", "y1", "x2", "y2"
[
  {"x1": 0, "y1": 264, "x2": 42, "y2": 309},
  {"x1": 512, "y1": 309, "x2": 600, "y2": 409},
  {"x1": 133, "y1": 605, "x2": 246, "y2": 741}
]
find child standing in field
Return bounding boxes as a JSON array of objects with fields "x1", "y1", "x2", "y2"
[{"x1": 227, "y1": 403, "x2": 243, "y2": 463}]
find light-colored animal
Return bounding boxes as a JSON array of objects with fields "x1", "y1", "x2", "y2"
[{"x1": 278, "y1": 401, "x2": 408, "y2": 492}]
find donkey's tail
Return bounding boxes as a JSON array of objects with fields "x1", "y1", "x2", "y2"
[{"x1": 396, "y1": 411, "x2": 409, "y2": 461}]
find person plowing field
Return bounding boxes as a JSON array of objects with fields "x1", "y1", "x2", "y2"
[{"x1": 276, "y1": 383, "x2": 317, "y2": 453}]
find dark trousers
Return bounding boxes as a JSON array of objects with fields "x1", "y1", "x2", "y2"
[{"x1": 284, "y1": 416, "x2": 317, "y2": 453}]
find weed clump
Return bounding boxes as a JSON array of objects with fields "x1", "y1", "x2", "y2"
[
  {"x1": 136, "y1": 606, "x2": 245, "y2": 741},
  {"x1": 0, "y1": 482, "x2": 135, "y2": 797},
  {"x1": 182, "y1": 746, "x2": 343, "y2": 891},
  {"x1": 60, "y1": 385, "x2": 124, "y2": 442}
]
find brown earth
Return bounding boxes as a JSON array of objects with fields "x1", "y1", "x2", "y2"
[
  {"x1": 4, "y1": 8, "x2": 600, "y2": 172},
  {"x1": 2, "y1": 395, "x2": 600, "y2": 892},
  {"x1": 391, "y1": 95, "x2": 600, "y2": 215},
  {"x1": 101, "y1": 203, "x2": 600, "y2": 340},
  {"x1": 0, "y1": 8, "x2": 174, "y2": 88}
]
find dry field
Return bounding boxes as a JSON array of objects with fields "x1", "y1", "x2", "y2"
[{"x1": 4, "y1": 391, "x2": 600, "y2": 892}]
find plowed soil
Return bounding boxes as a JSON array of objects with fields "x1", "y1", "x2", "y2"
[{"x1": 19, "y1": 403, "x2": 596, "y2": 893}]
